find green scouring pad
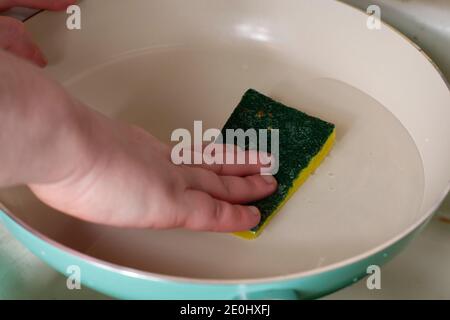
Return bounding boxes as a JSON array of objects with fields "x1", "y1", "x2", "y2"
[{"x1": 221, "y1": 89, "x2": 336, "y2": 239}]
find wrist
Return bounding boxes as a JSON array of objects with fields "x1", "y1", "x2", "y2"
[{"x1": 32, "y1": 97, "x2": 113, "y2": 187}]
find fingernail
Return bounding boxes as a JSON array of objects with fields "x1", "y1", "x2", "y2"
[
  {"x1": 261, "y1": 174, "x2": 277, "y2": 185},
  {"x1": 249, "y1": 206, "x2": 260, "y2": 217}
]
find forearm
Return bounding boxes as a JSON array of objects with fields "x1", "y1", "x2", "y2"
[{"x1": 0, "y1": 49, "x2": 95, "y2": 187}]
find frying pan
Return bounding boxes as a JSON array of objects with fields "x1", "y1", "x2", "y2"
[{"x1": 0, "y1": 0, "x2": 449, "y2": 299}]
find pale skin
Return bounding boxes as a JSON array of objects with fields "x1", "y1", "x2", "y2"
[{"x1": 0, "y1": 1, "x2": 277, "y2": 232}]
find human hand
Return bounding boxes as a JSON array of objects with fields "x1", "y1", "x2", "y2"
[
  {"x1": 0, "y1": 47, "x2": 277, "y2": 233},
  {"x1": 30, "y1": 110, "x2": 278, "y2": 232},
  {"x1": 0, "y1": 0, "x2": 76, "y2": 66}
]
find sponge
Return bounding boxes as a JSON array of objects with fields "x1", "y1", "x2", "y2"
[{"x1": 221, "y1": 89, "x2": 336, "y2": 239}]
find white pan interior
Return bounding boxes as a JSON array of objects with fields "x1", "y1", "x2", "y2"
[{"x1": 0, "y1": 0, "x2": 449, "y2": 281}]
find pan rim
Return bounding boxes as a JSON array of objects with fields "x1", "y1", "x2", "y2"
[{"x1": 1, "y1": 184, "x2": 448, "y2": 285}]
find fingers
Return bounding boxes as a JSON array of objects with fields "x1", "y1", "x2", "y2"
[
  {"x1": 184, "y1": 166, "x2": 277, "y2": 204},
  {"x1": 0, "y1": 0, "x2": 76, "y2": 11},
  {"x1": 0, "y1": 16, "x2": 47, "y2": 66},
  {"x1": 180, "y1": 189, "x2": 261, "y2": 232}
]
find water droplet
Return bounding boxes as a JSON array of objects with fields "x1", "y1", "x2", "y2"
[
  {"x1": 383, "y1": 252, "x2": 388, "y2": 258},
  {"x1": 40, "y1": 251, "x2": 46, "y2": 256},
  {"x1": 424, "y1": 138, "x2": 430, "y2": 143},
  {"x1": 353, "y1": 277, "x2": 358, "y2": 283}
]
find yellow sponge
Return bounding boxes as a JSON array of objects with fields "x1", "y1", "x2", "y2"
[{"x1": 222, "y1": 89, "x2": 336, "y2": 239}]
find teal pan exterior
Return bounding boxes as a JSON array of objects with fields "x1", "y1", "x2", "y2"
[{"x1": 0, "y1": 209, "x2": 430, "y2": 300}]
